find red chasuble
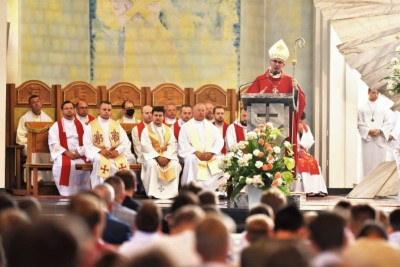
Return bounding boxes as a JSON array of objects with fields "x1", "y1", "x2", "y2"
[
  {"x1": 58, "y1": 119, "x2": 85, "y2": 186},
  {"x1": 247, "y1": 71, "x2": 306, "y2": 172}
]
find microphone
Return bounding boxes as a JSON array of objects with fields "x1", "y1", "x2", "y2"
[{"x1": 237, "y1": 80, "x2": 255, "y2": 101}]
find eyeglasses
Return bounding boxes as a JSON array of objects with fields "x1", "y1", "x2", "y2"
[{"x1": 271, "y1": 59, "x2": 284, "y2": 65}]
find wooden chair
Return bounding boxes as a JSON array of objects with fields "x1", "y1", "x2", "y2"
[
  {"x1": 24, "y1": 122, "x2": 54, "y2": 196},
  {"x1": 55, "y1": 81, "x2": 101, "y2": 119},
  {"x1": 6, "y1": 80, "x2": 56, "y2": 195},
  {"x1": 194, "y1": 84, "x2": 238, "y2": 123}
]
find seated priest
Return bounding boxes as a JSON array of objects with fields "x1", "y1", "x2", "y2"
[
  {"x1": 140, "y1": 106, "x2": 181, "y2": 199},
  {"x1": 75, "y1": 100, "x2": 95, "y2": 125},
  {"x1": 226, "y1": 109, "x2": 248, "y2": 152},
  {"x1": 48, "y1": 101, "x2": 90, "y2": 196},
  {"x1": 83, "y1": 101, "x2": 136, "y2": 187}
]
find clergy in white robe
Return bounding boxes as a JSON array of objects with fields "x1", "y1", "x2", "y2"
[
  {"x1": 141, "y1": 107, "x2": 181, "y2": 199},
  {"x1": 358, "y1": 89, "x2": 393, "y2": 179},
  {"x1": 297, "y1": 117, "x2": 328, "y2": 196},
  {"x1": 178, "y1": 103, "x2": 224, "y2": 191},
  {"x1": 386, "y1": 111, "x2": 400, "y2": 201},
  {"x1": 226, "y1": 109, "x2": 248, "y2": 152},
  {"x1": 75, "y1": 100, "x2": 95, "y2": 125},
  {"x1": 83, "y1": 101, "x2": 136, "y2": 187},
  {"x1": 16, "y1": 95, "x2": 52, "y2": 181},
  {"x1": 132, "y1": 105, "x2": 153, "y2": 164},
  {"x1": 48, "y1": 101, "x2": 90, "y2": 196}
]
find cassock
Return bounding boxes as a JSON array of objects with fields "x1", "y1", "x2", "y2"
[
  {"x1": 178, "y1": 118, "x2": 224, "y2": 191},
  {"x1": 131, "y1": 121, "x2": 147, "y2": 163},
  {"x1": 247, "y1": 70, "x2": 306, "y2": 169},
  {"x1": 48, "y1": 118, "x2": 90, "y2": 196},
  {"x1": 297, "y1": 124, "x2": 327, "y2": 195},
  {"x1": 358, "y1": 100, "x2": 393, "y2": 179},
  {"x1": 16, "y1": 110, "x2": 52, "y2": 182},
  {"x1": 83, "y1": 117, "x2": 136, "y2": 187},
  {"x1": 226, "y1": 119, "x2": 247, "y2": 152},
  {"x1": 141, "y1": 122, "x2": 181, "y2": 199}
]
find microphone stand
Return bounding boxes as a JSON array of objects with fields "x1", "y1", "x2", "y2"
[{"x1": 237, "y1": 80, "x2": 255, "y2": 123}]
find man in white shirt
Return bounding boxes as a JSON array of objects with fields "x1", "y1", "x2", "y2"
[
  {"x1": 226, "y1": 109, "x2": 247, "y2": 152},
  {"x1": 164, "y1": 103, "x2": 177, "y2": 125},
  {"x1": 83, "y1": 101, "x2": 136, "y2": 187},
  {"x1": 48, "y1": 101, "x2": 90, "y2": 196},
  {"x1": 75, "y1": 100, "x2": 95, "y2": 125},
  {"x1": 178, "y1": 103, "x2": 224, "y2": 191},
  {"x1": 141, "y1": 106, "x2": 181, "y2": 199},
  {"x1": 213, "y1": 106, "x2": 229, "y2": 155},
  {"x1": 358, "y1": 88, "x2": 393, "y2": 179},
  {"x1": 119, "y1": 100, "x2": 140, "y2": 123}
]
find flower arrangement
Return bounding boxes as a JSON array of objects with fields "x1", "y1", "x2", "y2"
[
  {"x1": 218, "y1": 122, "x2": 295, "y2": 200},
  {"x1": 383, "y1": 45, "x2": 400, "y2": 95}
]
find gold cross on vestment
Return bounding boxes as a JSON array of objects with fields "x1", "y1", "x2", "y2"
[
  {"x1": 100, "y1": 165, "x2": 109, "y2": 174},
  {"x1": 119, "y1": 163, "x2": 127, "y2": 170},
  {"x1": 111, "y1": 129, "x2": 120, "y2": 143},
  {"x1": 94, "y1": 131, "x2": 103, "y2": 146}
]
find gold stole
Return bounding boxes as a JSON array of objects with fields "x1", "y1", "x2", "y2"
[
  {"x1": 91, "y1": 119, "x2": 128, "y2": 178},
  {"x1": 188, "y1": 120, "x2": 220, "y2": 180},
  {"x1": 147, "y1": 124, "x2": 176, "y2": 182}
]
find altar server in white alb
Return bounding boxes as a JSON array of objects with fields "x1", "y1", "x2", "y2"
[
  {"x1": 48, "y1": 101, "x2": 90, "y2": 196},
  {"x1": 358, "y1": 88, "x2": 393, "y2": 179},
  {"x1": 140, "y1": 106, "x2": 181, "y2": 199},
  {"x1": 83, "y1": 101, "x2": 136, "y2": 187},
  {"x1": 178, "y1": 103, "x2": 224, "y2": 191},
  {"x1": 297, "y1": 112, "x2": 328, "y2": 197}
]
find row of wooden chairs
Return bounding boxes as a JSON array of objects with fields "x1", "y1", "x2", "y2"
[{"x1": 5, "y1": 80, "x2": 243, "y2": 196}]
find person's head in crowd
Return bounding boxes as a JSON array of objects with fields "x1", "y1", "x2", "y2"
[
  {"x1": 126, "y1": 248, "x2": 175, "y2": 267},
  {"x1": 104, "y1": 176, "x2": 126, "y2": 204},
  {"x1": 180, "y1": 104, "x2": 193, "y2": 122},
  {"x1": 213, "y1": 106, "x2": 225, "y2": 125},
  {"x1": 192, "y1": 103, "x2": 206, "y2": 122},
  {"x1": 28, "y1": 94, "x2": 43, "y2": 115},
  {"x1": 180, "y1": 181, "x2": 203, "y2": 195},
  {"x1": 0, "y1": 209, "x2": 30, "y2": 245},
  {"x1": 115, "y1": 170, "x2": 137, "y2": 197},
  {"x1": 245, "y1": 214, "x2": 275, "y2": 243},
  {"x1": 204, "y1": 102, "x2": 215, "y2": 121},
  {"x1": 265, "y1": 240, "x2": 311, "y2": 267},
  {"x1": 169, "y1": 205, "x2": 205, "y2": 234},
  {"x1": 61, "y1": 101, "x2": 75, "y2": 120},
  {"x1": 94, "y1": 251, "x2": 127, "y2": 267},
  {"x1": 303, "y1": 211, "x2": 318, "y2": 226},
  {"x1": 122, "y1": 100, "x2": 135, "y2": 119},
  {"x1": 76, "y1": 100, "x2": 90, "y2": 118},
  {"x1": 0, "y1": 193, "x2": 16, "y2": 213},
  {"x1": 164, "y1": 103, "x2": 177, "y2": 120},
  {"x1": 141, "y1": 105, "x2": 153, "y2": 124},
  {"x1": 68, "y1": 192, "x2": 106, "y2": 240},
  {"x1": 368, "y1": 88, "x2": 379, "y2": 102},
  {"x1": 135, "y1": 201, "x2": 162, "y2": 233},
  {"x1": 239, "y1": 108, "x2": 248, "y2": 126},
  {"x1": 389, "y1": 208, "x2": 400, "y2": 233},
  {"x1": 4, "y1": 218, "x2": 79, "y2": 267},
  {"x1": 196, "y1": 215, "x2": 230, "y2": 264},
  {"x1": 152, "y1": 106, "x2": 165, "y2": 127},
  {"x1": 248, "y1": 203, "x2": 275, "y2": 220},
  {"x1": 274, "y1": 204, "x2": 306, "y2": 239},
  {"x1": 17, "y1": 196, "x2": 42, "y2": 222},
  {"x1": 350, "y1": 204, "x2": 376, "y2": 236},
  {"x1": 198, "y1": 190, "x2": 218, "y2": 206},
  {"x1": 260, "y1": 187, "x2": 287, "y2": 214},
  {"x1": 333, "y1": 200, "x2": 352, "y2": 224},
  {"x1": 170, "y1": 191, "x2": 200, "y2": 215},
  {"x1": 98, "y1": 101, "x2": 112, "y2": 120},
  {"x1": 357, "y1": 220, "x2": 388, "y2": 240},
  {"x1": 308, "y1": 212, "x2": 347, "y2": 253},
  {"x1": 93, "y1": 183, "x2": 115, "y2": 212}
]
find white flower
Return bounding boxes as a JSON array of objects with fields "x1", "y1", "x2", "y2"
[
  {"x1": 284, "y1": 141, "x2": 291, "y2": 147},
  {"x1": 267, "y1": 157, "x2": 275, "y2": 164},
  {"x1": 238, "y1": 141, "x2": 247, "y2": 150},
  {"x1": 243, "y1": 153, "x2": 253, "y2": 161},
  {"x1": 253, "y1": 149, "x2": 261, "y2": 156},
  {"x1": 266, "y1": 122, "x2": 274, "y2": 129},
  {"x1": 223, "y1": 172, "x2": 231, "y2": 179},
  {"x1": 247, "y1": 131, "x2": 258, "y2": 140},
  {"x1": 273, "y1": 146, "x2": 281, "y2": 154},
  {"x1": 253, "y1": 175, "x2": 265, "y2": 186},
  {"x1": 238, "y1": 158, "x2": 249, "y2": 167},
  {"x1": 255, "y1": 161, "x2": 263, "y2": 168},
  {"x1": 245, "y1": 177, "x2": 253, "y2": 185}
]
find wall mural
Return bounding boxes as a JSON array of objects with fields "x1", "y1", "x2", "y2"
[{"x1": 90, "y1": 0, "x2": 240, "y2": 89}]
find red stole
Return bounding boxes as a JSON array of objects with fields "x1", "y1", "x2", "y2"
[
  {"x1": 173, "y1": 121, "x2": 181, "y2": 140},
  {"x1": 233, "y1": 123, "x2": 246, "y2": 142},
  {"x1": 58, "y1": 119, "x2": 85, "y2": 186},
  {"x1": 137, "y1": 121, "x2": 145, "y2": 140},
  {"x1": 75, "y1": 114, "x2": 95, "y2": 125},
  {"x1": 213, "y1": 122, "x2": 229, "y2": 154}
]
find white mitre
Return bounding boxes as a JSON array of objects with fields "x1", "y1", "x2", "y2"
[{"x1": 268, "y1": 39, "x2": 289, "y2": 62}]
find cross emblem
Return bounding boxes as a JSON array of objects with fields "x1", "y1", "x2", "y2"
[
  {"x1": 272, "y1": 86, "x2": 279, "y2": 94},
  {"x1": 94, "y1": 131, "x2": 103, "y2": 146},
  {"x1": 158, "y1": 185, "x2": 165, "y2": 192},
  {"x1": 119, "y1": 163, "x2": 127, "y2": 170},
  {"x1": 111, "y1": 129, "x2": 120, "y2": 143},
  {"x1": 100, "y1": 165, "x2": 109, "y2": 174}
]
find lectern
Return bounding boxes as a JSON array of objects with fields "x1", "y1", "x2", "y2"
[{"x1": 241, "y1": 93, "x2": 295, "y2": 141}]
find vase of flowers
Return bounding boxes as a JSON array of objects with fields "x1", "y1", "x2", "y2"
[
  {"x1": 218, "y1": 122, "x2": 295, "y2": 203},
  {"x1": 382, "y1": 45, "x2": 400, "y2": 95}
]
